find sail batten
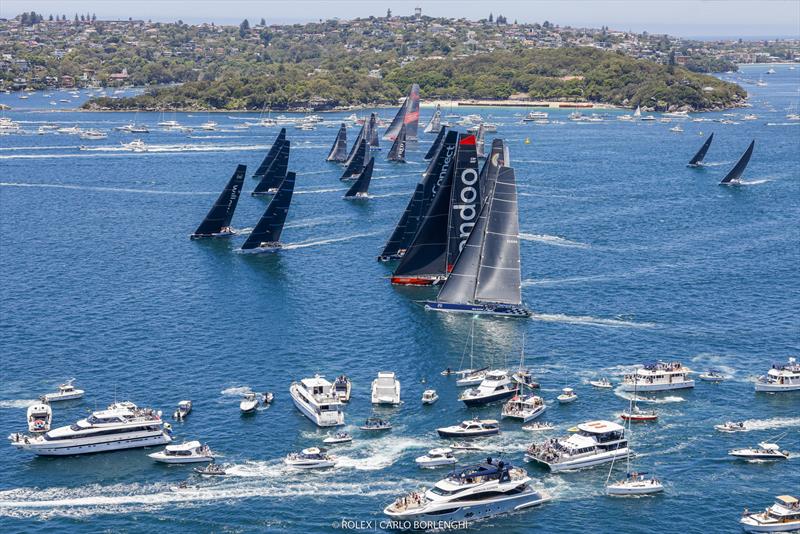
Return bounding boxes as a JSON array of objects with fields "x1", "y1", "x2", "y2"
[
  {"x1": 326, "y1": 123, "x2": 348, "y2": 162},
  {"x1": 191, "y1": 164, "x2": 246, "y2": 238}
]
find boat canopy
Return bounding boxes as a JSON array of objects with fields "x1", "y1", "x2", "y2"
[
  {"x1": 166, "y1": 440, "x2": 201, "y2": 452},
  {"x1": 577, "y1": 420, "x2": 624, "y2": 434}
]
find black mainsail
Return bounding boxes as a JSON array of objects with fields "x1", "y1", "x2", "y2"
[
  {"x1": 424, "y1": 104, "x2": 442, "y2": 134},
  {"x1": 344, "y1": 157, "x2": 375, "y2": 199},
  {"x1": 384, "y1": 84, "x2": 420, "y2": 141},
  {"x1": 688, "y1": 133, "x2": 714, "y2": 167},
  {"x1": 447, "y1": 134, "x2": 480, "y2": 271},
  {"x1": 241, "y1": 171, "x2": 296, "y2": 251},
  {"x1": 424, "y1": 127, "x2": 447, "y2": 161},
  {"x1": 387, "y1": 124, "x2": 407, "y2": 162},
  {"x1": 252, "y1": 128, "x2": 286, "y2": 180},
  {"x1": 479, "y1": 139, "x2": 509, "y2": 205},
  {"x1": 191, "y1": 164, "x2": 246, "y2": 238},
  {"x1": 343, "y1": 122, "x2": 366, "y2": 167},
  {"x1": 326, "y1": 123, "x2": 348, "y2": 162},
  {"x1": 252, "y1": 140, "x2": 290, "y2": 196},
  {"x1": 341, "y1": 138, "x2": 369, "y2": 180},
  {"x1": 720, "y1": 140, "x2": 755, "y2": 185}
]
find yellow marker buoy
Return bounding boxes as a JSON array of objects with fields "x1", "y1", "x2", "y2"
[{"x1": 524, "y1": 137, "x2": 531, "y2": 144}]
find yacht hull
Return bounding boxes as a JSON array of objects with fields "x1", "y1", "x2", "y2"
[
  {"x1": 619, "y1": 381, "x2": 694, "y2": 392},
  {"x1": 290, "y1": 384, "x2": 344, "y2": 427},
  {"x1": 11, "y1": 432, "x2": 171, "y2": 456},
  {"x1": 740, "y1": 518, "x2": 800, "y2": 533},
  {"x1": 423, "y1": 302, "x2": 531, "y2": 318},
  {"x1": 525, "y1": 448, "x2": 629, "y2": 472},
  {"x1": 754, "y1": 383, "x2": 800, "y2": 392},
  {"x1": 461, "y1": 389, "x2": 516, "y2": 407},
  {"x1": 606, "y1": 482, "x2": 664, "y2": 496}
]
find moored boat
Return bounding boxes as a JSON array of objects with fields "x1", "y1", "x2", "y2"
[
  {"x1": 415, "y1": 448, "x2": 457, "y2": 468},
  {"x1": 421, "y1": 389, "x2": 439, "y2": 405},
  {"x1": 755, "y1": 358, "x2": 800, "y2": 392},
  {"x1": 42, "y1": 379, "x2": 84, "y2": 402},
  {"x1": 149, "y1": 441, "x2": 214, "y2": 464},
  {"x1": 620, "y1": 361, "x2": 694, "y2": 392},
  {"x1": 371, "y1": 372, "x2": 401, "y2": 405},
  {"x1": 437, "y1": 418, "x2": 500, "y2": 438},
  {"x1": 289, "y1": 375, "x2": 345, "y2": 427},
  {"x1": 740, "y1": 495, "x2": 800, "y2": 533},
  {"x1": 173, "y1": 400, "x2": 192, "y2": 421}
]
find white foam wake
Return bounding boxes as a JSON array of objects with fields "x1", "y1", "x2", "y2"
[
  {"x1": 219, "y1": 386, "x2": 252, "y2": 397},
  {"x1": 519, "y1": 233, "x2": 590, "y2": 249},
  {"x1": 282, "y1": 232, "x2": 381, "y2": 250},
  {"x1": 738, "y1": 417, "x2": 800, "y2": 432},
  {"x1": 1, "y1": 182, "x2": 214, "y2": 196},
  {"x1": 530, "y1": 313, "x2": 656, "y2": 329},
  {"x1": 0, "y1": 399, "x2": 37, "y2": 409}
]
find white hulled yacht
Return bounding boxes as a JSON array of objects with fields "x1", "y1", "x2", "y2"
[
  {"x1": 459, "y1": 370, "x2": 516, "y2": 407},
  {"x1": 289, "y1": 375, "x2": 345, "y2": 427},
  {"x1": 741, "y1": 495, "x2": 800, "y2": 532},
  {"x1": 384, "y1": 459, "x2": 550, "y2": 523},
  {"x1": 755, "y1": 358, "x2": 800, "y2": 392},
  {"x1": 9, "y1": 402, "x2": 171, "y2": 455},
  {"x1": 371, "y1": 372, "x2": 401, "y2": 405},
  {"x1": 525, "y1": 420, "x2": 629, "y2": 472},
  {"x1": 620, "y1": 361, "x2": 694, "y2": 392},
  {"x1": 501, "y1": 394, "x2": 546, "y2": 422}
]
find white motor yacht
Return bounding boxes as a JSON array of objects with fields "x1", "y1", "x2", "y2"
[
  {"x1": 755, "y1": 358, "x2": 800, "y2": 392},
  {"x1": 199, "y1": 121, "x2": 217, "y2": 131},
  {"x1": 741, "y1": 495, "x2": 800, "y2": 533},
  {"x1": 194, "y1": 463, "x2": 227, "y2": 476},
  {"x1": 9, "y1": 402, "x2": 171, "y2": 455},
  {"x1": 501, "y1": 394, "x2": 546, "y2": 423},
  {"x1": 606, "y1": 471, "x2": 664, "y2": 496},
  {"x1": 525, "y1": 420, "x2": 630, "y2": 472},
  {"x1": 590, "y1": 378, "x2": 613, "y2": 389},
  {"x1": 459, "y1": 370, "x2": 516, "y2": 407},
  {"x1": 149, "y1": 441, "x2": 214, "y2": 463},
  {"x1": 173, "y1": 400, "x2": 192, "y2": 420},
  {"x1": 332, "y1": 375, "x2": 351, "y2": 403},
  {"x1": 371, "y1": 372, "x2": 401, "y2": 405},
  {"x1": 437, "y1": 418, "x2": 500, "y2": 438},
  {"x1": 239, "y1": 392, "x2": 260, "y2": 414},
  {"x1": 384, "y1": 460, "x2": 550, "y2": 523},
  {"x1": 620, "y1": 361, "x2": 695, "y2": 392},
  {"x1": 729, "y1": 442, "x2": 790, "y2": 460},
  {"x1": 323, "y1": 432, "x2": 352, "y2": 444},
  {"x1": 80, "y1": 129, "x2": 107, "y2": 140},
  {"x1": 522, "y1": 111, "x2": 549, "y2": 121},
  {"x1": 290, "y1": 375, "x2": 345, "y2": 427},
  {"x1": 416, "y1": 448, "x2": 458, "y2": 468},
  {"x1": 522, "y1": 422, "x2": 554, "y2": 432},
  {"x1": 284, "y1": 447, "x2": 336, "y2": 469},
  {"x1": 421, "y1": 389, "x2": 439, "y2": 405},
  {"x1": 557, "y1": 387, "x2": 578, "y2": 403},
  {"x1": 42, "y1": 379, "x2": 84, "y2": 402},
  {"x1": 26, "y1": 402, "x2": 52, "y2": 433},
  {"x1": 715, "y1": 421, "x2": 747, "y2": 432},
  {"x1": 0, "y1": 117, "x2": 21, "y2": 133},
  {"x1": 122, "y1": 139, "x2": 147, "y2": 152},
  {"x1": 699, "y1": 369, "x2": 726, "y2": 382}
]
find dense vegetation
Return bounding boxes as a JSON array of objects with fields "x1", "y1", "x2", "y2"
[{"x1": 86, "y1": 47, "x2": 746, "y2": 112}]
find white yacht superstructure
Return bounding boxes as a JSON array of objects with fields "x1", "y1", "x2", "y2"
[
  {"x1": 525, "y1": 420, "x2": 629, "y2": 472},
  {"x1": 501, "y1": 394, "x2": 546, "y2": 422},
  {"x1": 290, "y1": 375, "x2": 345, "y2": 427},
  {"x1": 459, "y1": 370, "x2": 516, "y2": 407},
  {"x1": 741, "y1": 495, "x2": 800, "y2": 532},
  {"x1": 148, "y1": 441, "x2": 214, "y2": 463},
  {"x1": 755, "y1": 358, "x2": 800, "y2": 392},
  {"x1": 620, "y1": 361, "x2": 694, "y2": 392},
  {"x1": 371, "y1": 372, "x2": 401, "y2": 405},
  {"x1": 42, "y1": 379, "x2": 84, "y2": 402},
  {"x1": 26, "y1": 402, "x2": 52, "y2": 433}
]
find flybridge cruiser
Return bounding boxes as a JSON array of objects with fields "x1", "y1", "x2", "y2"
[
  {"x1": 501, "y1": 394, "x2": 546, "y2": 423},
  {"x1": 755, "y1": 358, "x2": 800, "y2": 392},
  {"x1": 41, "y1": 379, "x2": 84, "y2": 402},
  {"x1": 9, "y1": 402, "x2": 171, "y2": 456},
  {"x1": 149, "y1": 441, "x2": 214, "y2": 464},
  {"x1": 437, "y1": 418, "x2": 500, "y2": 438},
  {"x1": 620, "y1": 361, "x2": 694, "y2": 392},
  {"x1": 26, "y1": 402, "x2": 52, "y2": 433},
  {"x1": 459, "y1": 370, "x2": 517, "y2": 407},
  {"x1": 741, "y1": 495, "x2": 800, "y2": 533},
  {"x1": 190, "y1": 165, "x2": 246, "y2": 239},
  {"x1": 371, "y1": 372, "x2": 401, "y2": 405},
  {"x1": 384, "y1": 460, "x2": 550, "y2": 523},
  {"x1": 525, "y1": 420, "x2": 629, "y2": 472},
  {"x1": 284, "y1": 447, "x2": 336, "y2": 469},
  {"x1": 289, "y1": 375, "x2": 345, "y2": 427}
]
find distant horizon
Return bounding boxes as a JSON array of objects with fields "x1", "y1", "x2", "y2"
[{"x1": 2, "y1": 0, "x2": 799, "y2": 40}]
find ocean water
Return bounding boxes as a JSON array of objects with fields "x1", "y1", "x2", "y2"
[{"x1": 0, "y1": 65, "x2": 798, "y2": 532}]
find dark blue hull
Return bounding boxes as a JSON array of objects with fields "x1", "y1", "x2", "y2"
[{"x1": 423, "y1": 301, "x2": 531, "y2": 318}]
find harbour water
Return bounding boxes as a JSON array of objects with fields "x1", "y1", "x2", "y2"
[{"x1": 1, "y1": 65, "x2": 798, "y2": 532}]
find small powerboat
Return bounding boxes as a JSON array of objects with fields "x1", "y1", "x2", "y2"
[
  {"x1": 437, "y1": 418, "x2": 500, "y2": 438},
  {"x1": 194, "y1": 463, "x2": 227, "y2": 476},
  {"x1": 699, "y1": 370, "x2": 726, "y2": 382},
  {"x1": 284, "y1": 447, "x2": 336, "y2": 469},
  {"x1": 359, "y1": 417, "x2": 392, "y2": 431},
  {"x1": 149, "y1": 441, "x2": 214, "y2": 464},
  {"x1": 607, "y1": 472, "x2": 664, "y2": 496},
  {"x1": 522, "y1": 422, "x2": 554, "y2": 432},
  {"x1": 729, "y1": 442, "x2": 790, "y2": 460},
  {"x1": 333, "y1": 375, "x2": 351, "y2": 403},
  {"x1": 262, "y1": 392, "x2": 274, "y2": 405},
  {"x1": 557, "y1": 387, "x2": 578, "y2": 404},
  {"x1": 590, "y1": 378, "x2": 613, "y2": 389},
  {"x1": 240, "y1": 392, "x2": 260, "y2": 414},
  {"x1": 421, "y1": 390, "x2": 439, "y2": 405},
  {"x1": 41, "y1": 379, "x2": 84, "y2": 402},
  {"x1": 415, "y1": 448, "x2": 458, "y2": 468},
  {"x1": 173, "y1": 400, "x2": 192, "y2": 420},
  {"x1": 621, "y1": 406, "x2": 658, "y2": 422},
  {"x1": 323, "y1": 432, "x2": 353, "y2": 444},
  {"x1": 715, "y1": 421, "x2": 747, "y2": 433},
  {"x1": 26, "y1": 403, "x2": 52, "y2": 433}
]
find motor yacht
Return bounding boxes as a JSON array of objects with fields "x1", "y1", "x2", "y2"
[
  {"x1": 606, "y1": 471, "x2": 664, "y2": 496},
  {"x1": 239, "y1": 392, "x2": 261, "y2": 414},
  {"x1": 456, "y1": 368, "x2": 488, "y2": 387},
  {"x1": 121, "y1": 139, "x2": 147, "y2": 152},
  {"x1": 79, "y1": 129, "x2": 107, "y2": 140},
  {"x1": 0, "y1": 117, "x2": 21, "y2": 133},
  {"x1": 9, "y1": 402, "x2": 171, "y2": 455},
  {"x1": 26, "y1": 402, "x2": 52, "y2": 433},
  {"x1": 741, "y1": 495, "x2": 800, "y2": 532},
  {"x1": 450, "y1": 442, "x2": 486, "y2": 451},
  {"x1": 501, "y1": 394, "x2": 546, "y2": 423},
  {"x1": 384, "y1": 460, "x2": 550, "y2": 523},
  {"x1": 194, "y1": 463, "x2": 227, "y2": 476},
  {"x1": 670, "y1": 125, "x2": 684, "y2": 133},
  {"x1": 289, "y1": 375, "x2": 345, "y2": 427},
  {"x1": 415, "y1": 448, "x2": 458, "y2": 468},
  {"x1": 698, "y1": 369, "x2": 726, "y2": 382},
  {"x1": 173, "y1": 400, "x2": 192, "y2": 421},
  {"x1": 323, "y1": 432, "x2": 352, "y2": 444},
  {"x1": 437, "y1": 418, "x2": 500, "y2": 438},
  {"x1": 371, "y1": 372, "x2": 401, "y2": 405},
  {"x1": 590, "y1": 378, "x2": 613, "y2": 389},
  {"x1": 620, "y1": 361, "x2": 694, "y2": 392},
  {"x1": 755, "y1": 358, "x2": 800, "y2": 392},
  {"x1": 333, "y1": 375, "x2": 352, "y2": 403},
  {"x1": 522, "y1": 111, "x2": 549, "y2": 122},
  {"x1": 459, "y1": 370, "x2": 516, "y2": 407},
  {"x1": 421, "y1": 389, "x2": 439, "y2": 405},
  {"x1": 522, "y1": 422, "x2": 554, "y2": 432},
  {"x1": 729, "y1": 442, "x2": 790, "y2": 460},
  {"x1": 149, "y1": 441, "x2": 214, "y2": 463},
  {"x1": 525, "y1": 420, "x2": 629, "y2": 472},
  {"x1": 41, "y1": 379, "x2": 84, "y2": 402},
  {"x1": 715, "y1": 421, "x2": 747, "y2": 432},
  {"x1": 199, "y1": 121, "x2": 217, "y2": 131},
  {"x1": 284, "y1": 447, "x2": 336, "y2": 469},
  {"x1": 359, "y1": 417, "x2": 392, "y2": 431},
  {"x1": 557, "y1": 387, "x2": 578, "y2": 403}
]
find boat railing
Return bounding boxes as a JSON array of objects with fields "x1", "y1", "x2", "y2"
[{"x1": 389, "y1": 491, "x2": 426, "y2": 512}]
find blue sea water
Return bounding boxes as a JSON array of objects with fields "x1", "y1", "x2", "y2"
[{"x1": 0, "y1": 65, "x2": 798, "y2": 533}]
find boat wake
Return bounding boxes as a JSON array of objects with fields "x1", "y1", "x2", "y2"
[
  {"x1": 294, "y1": 187, "x2": 346, "y2": 195},
  {"x1": 0, "y1": 182, "x2": 214, "y2": 196},
  {"x1": 529, "y1": 312, "x2": 656, "y2": 329},
  {"x1": 737, "y1": 417, "x2": 800, "y2": 432},
  {"x1": 519, "y1": 233, "x2": 590, "y2": 249},
  {"x1": 281, "y1": 232, "x2": 382, "y2": 250},
  {"x1": 613, "y1": 387, "x2": 686, "y2": 404},
  {"x1": 0, "y1": 399, "x2": 36, "y2": 409},
  {"x1": 737, "y1": 178, "x2": 772, "y2": 185},
  {"x1": 219, "y1": 386, "x2": 252, "y2": 397}
]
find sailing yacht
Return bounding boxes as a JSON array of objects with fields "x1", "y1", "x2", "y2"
[
  {"x1": 190, "y1": 165, "x2": 246, "y2": 239},
  {"x1": 687, "y1": 133, "x2": 714, "y2": 167},
  {"x1": 252, "y1": 141, "x2": 290, "y2": 195},
  {"x1": 719, "y1": 140, "x2": 754, "y2": 185},
  {"x1": 289, "y1": 375, "x2": 345, "y2": 427},
  {"x1": 343, "y1": 157, "x2": 374, "y2": 199},
  {"x1": 340, "y1": 138, "x2": 369, "y2": 180},
  {"x1": 384, "y1": 84, "x2": 420, "y2": 141},
  {"x1": 423, "y1": 104, "x2": 442, "y2": 134},
  {"x1": 240, "y1": 172, "x2": 296, "y2": 253},
  {"x1": 252, "y1": 129, "x2": 287, "y2": 180},
  {"x1": 387, "y1": 124, "x2": 407, "y2": 162},
  {"x1": 326, "y1": 123, "x2": 348, "y2": 162}
]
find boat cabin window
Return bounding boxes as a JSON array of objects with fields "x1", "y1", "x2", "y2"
[{"x1": 429, "y1": 486, "x2": 459, "y2": 496}]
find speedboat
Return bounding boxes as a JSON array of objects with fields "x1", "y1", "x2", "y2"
[
  {"x1": 525, "y1": 420, "x2": 630, "y2": 472},
  {"x1": 173, "y1": 400, "x2": 192, "y2": 420},
  {"x1": 715, "y1": 421, "x2": 747, "y2": 433},
  {"x1": 26, "y1": 402, "x2": 52, "y2": 433},
  {"x1": 333, "y1": 375, "x2": 351, "y2": 403},
  {"x1": 522, "y1": 422, "x2": 554, "y2": 432},
  {"x1": 239, "y1": 392, "x2": 260, "y2": 414},
  {"x1": 9, "y1": 401, "x2": 171, "y2": 455},
  {"x1": 670, "y1": 125, "x2": 684, "y2": 133},
  {"x1": 284, "y1": 447, "x2": 336, "y2": 469},
  {"x1": 415, "y1": 448, "x2": 458, "y2": 468},
  {"x1": 590, "y1": 378, "x2": 613, "y2": 389},
  {"x1": 459, "y1": 370, "x2": 516, "y2": 407},
  {"x1": 194, "y1": 463, "x2": 227, "y2": 476},
  {"x1": 755, "y1": 358, "x2": 800, "y2": 392},
  {"x1": 289, "y1": 375, "x2": 345, "y2": 427},
  {"x1": 620, "y1": 361, "x2": 695, "y2": 392},
  {"x1": 741, "y1": 495, "x2": 800, "y2": 532},
  {"x1": 699, "y1": 369, "x2": 726, "y2": 382},
  {"x1": 149, "y1": 441, "x2": 214, "y2": 464},
  {"x1": 371, "y1": 371, "x2": 401, "y2": 405},
  {"x1": 620, "y1": 405, "x2": 658, "y2": 422},
  {"x1": 437, "y1": 418, "x2": 500, "y2": 438},
  {"x1": 384, "y1": 459, "x2": 550, "y2": 523},
  {"x1": 421, "y1": 389, "x2": 439, "y2": 405},
  {"x1": 729, "y1": 442, "x2": 790, "y2": 460},
  {"x1": 557, "y1": 387, "x2": 578, "y2": 403},
  {"x1": 359, "y1": 417, "x2": 392, "y2": 431},
  {"x1": 199, "y1": 121, "x2": 217, "y2": 131},
  {"x1": 121, "y1": 139, "x2": 147, "y2": 152},
  {"x1": 606, "y1": 472, "x2": 664, "y2": 496},
  {"x1": 79, "y1": 129, "x2": 107, "y2": 140},
  {"x1": 323, "y1": 432, "x2": 352, "y2": 444},
  {"x1": 501, "y1": 394, "x2": 546, "y2": 423},
  {"x1": 455, "y1": 367, "x2": 488, "y2": 387},
  {"x1": 41, "y1": 379, "x2": 84, "y2": 402}
]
